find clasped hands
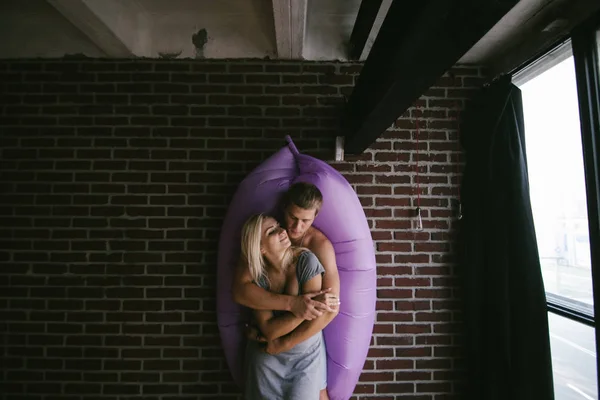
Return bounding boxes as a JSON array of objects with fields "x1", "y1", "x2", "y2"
[
  {"x1": 245, "y1": 288, "x2": 340, "y2": 354},
  {"x1": 291, "y1": 287, "x2": 341, "y2": 320}
]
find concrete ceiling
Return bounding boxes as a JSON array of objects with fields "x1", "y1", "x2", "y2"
[
  {"x1": 0, "y1": 0, "x2": 598, "y2": 72},
  {"x1": 458, "y1": 0, "x2": 600, "y2": 74}
]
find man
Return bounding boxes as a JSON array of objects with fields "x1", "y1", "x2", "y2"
[{"x1": 232, "y1": 182, "x2": 340, "y2": 400}]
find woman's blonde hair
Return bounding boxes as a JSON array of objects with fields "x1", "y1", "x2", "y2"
[{"x1": 241, "y1": 213, "x2": 295, "y2": 286}]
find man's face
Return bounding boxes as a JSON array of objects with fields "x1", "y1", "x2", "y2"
[{"x1": 284, "y1": 203, "x2": 317, "y2": 241}]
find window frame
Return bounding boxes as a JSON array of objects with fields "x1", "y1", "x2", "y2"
[{"x1": 572, "y1": 14, "x2": 600, "y2": 395}]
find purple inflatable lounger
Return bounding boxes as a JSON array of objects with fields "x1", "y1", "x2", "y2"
[{"x1": 216, "y1": 136, "x2": 377, "y2": 400}]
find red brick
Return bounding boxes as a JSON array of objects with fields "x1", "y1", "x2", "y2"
[
  {"x1": 355, "y1": 164, "x2": 391, "y2": 173},
  {"x1": 395, "y1": 277, "x2": 431, "y2": 287},
  {"x1": 282, "y1": 96, "x2": 317, "y2": 105},
  {"x1": 376, "y1": 254, "x2": 392, "y2": 264},
  {"x1": 346, "y1": 174, "x2": 374, "y2": 184},
  {"x1": 377, "y1": 288, "x2": 412, "y2": 299},
  {"x1": 416, "y1": 288, "x2": 452, "y2": 298},
  {"x1": 416, "y1": 335, "x2": 452, "y2": 345},
  {"x1": 374, "y1": 152, "x2": 411, "y2": 162},
  {"x1": 377, "y1": 242, "x2": 411, "y2": 252},
  {"x1": 395, "y1": 300, "x2": 431, "y2": 311},
  {"x1": 417, "y1": 382, "x2": 452, "y2": 392},
  {"x1": 416, "y1": 359, "x2": 452, "y2": 369},
  {"x1": 376, "y1": 300, "x2": 394, "y2": 311},
  {"x1": 360, "y1": 371, "x2": 394, "y2": 381},
  {"x1": 377, "y1": 277, "x2": 393, "y2": 286},
  {"x1": 373, "y1": 324, "x2": 394, "y2": 334},
  {"x1": 395, "y1": 346, "x2": 432, "y2": 358},
  {"x1": 368, "y1": 348, "x2": 395, "y2": 359},
  {"x1": 376, "y1": 358, "x2": 415, "y2": 370}
]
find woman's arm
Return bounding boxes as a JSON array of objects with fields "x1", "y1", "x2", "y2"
[
  {"x1": 252, "y1": 309, "x2": 304, "y2": 341},
  {"x1": 232, "y1": 256, "x2": 333, "y2": 320}
]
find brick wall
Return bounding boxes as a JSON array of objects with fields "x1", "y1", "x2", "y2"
[{"x1": 0, "y1": 59, "x2": 485, "y2": 399}]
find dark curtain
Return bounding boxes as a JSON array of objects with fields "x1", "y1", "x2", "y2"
[{"x1": 459, "y1": 75, "x2": 555, "y2": 400}]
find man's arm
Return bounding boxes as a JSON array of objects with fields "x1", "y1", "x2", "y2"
[
  {"x1": 231, "y1": 257, "x2": 333, "y2": 320},
  {"x1": 254, "y1": 262, "x2": 326, "y2": 341},
  {"x1": 267, "y1": 238, "x2": 340, "y2": 354},
  {"x1": 316, "y1": 238, "x2": 340, "y2": 299}
]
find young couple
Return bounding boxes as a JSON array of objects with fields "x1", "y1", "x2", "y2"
[{"x1": 232, "y1": 182, "x2": 341, "y2": 400}]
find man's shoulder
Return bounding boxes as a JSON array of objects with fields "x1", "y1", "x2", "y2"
[
  {"x1": 305, "y1": 228, "x2": 336, "y2": 271},
  {"x1": 306, "y1": 227, "x2": 333, "y2": 252}
]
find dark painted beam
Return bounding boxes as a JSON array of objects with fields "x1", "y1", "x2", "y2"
[
  {"x1": 348, "y1": 0, "x2": 383, "y2": 60},
  {"x1": 341, "y1": 0, "x2": 518, "y2": 155}
]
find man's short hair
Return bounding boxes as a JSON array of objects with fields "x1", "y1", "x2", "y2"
[{"x1": 282, "y1": 182, "x2": 323, "y2": 213}]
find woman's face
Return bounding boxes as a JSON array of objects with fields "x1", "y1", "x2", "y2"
[{"x1": 261, "y1": 216, "x2": 291, "y2": 256}]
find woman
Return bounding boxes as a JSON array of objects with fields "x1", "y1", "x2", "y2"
[{"x1": 241, "y1": 213, "x2": 330, "y2": 400}]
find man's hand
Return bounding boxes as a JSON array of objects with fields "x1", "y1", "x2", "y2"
[
  {"x1": 313, "y1": 292, "x2": 340, "y2": 310},
  {"x1": 290, "y1": 288, "x2": 334, "y2": 320}
]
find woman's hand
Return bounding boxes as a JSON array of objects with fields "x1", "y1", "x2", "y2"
[
  {"x1": 246, "y1": 331, "x2": 288, "y2": 355},
  {"x1": 245, "y1": 324, "x2": 267, "y2": 343},
  {"x1": 264, "y1": 338, "x2": 289, "y2": 355}
]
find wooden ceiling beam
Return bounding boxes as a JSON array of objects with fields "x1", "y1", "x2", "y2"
[
  {"x1": 348, "y1": 0, "x2": 384, "y2": 60},
  {"x1": 341, "y1": 0, "x2": 518, "y2": 155},
  {"x1": 272, "y1": 0, "x2": 307, "y2": 59}
]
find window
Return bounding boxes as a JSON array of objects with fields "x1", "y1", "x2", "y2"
[
  {"x1": 515, "y1": 41, "x2": 593, "y2": 316},
  {"x1": 513, "y1": 14, "x2": 600, "y2": 400},
  {"x1": 548, "y1": 312, "x2": 597, "y2": 400}
]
